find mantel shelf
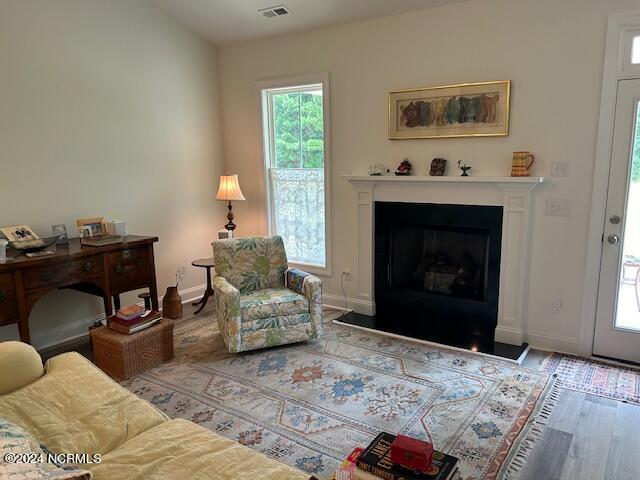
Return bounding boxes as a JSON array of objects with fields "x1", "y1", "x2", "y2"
[{"x1": 343, "y1": 175, "x2": 546, "y2": 185}]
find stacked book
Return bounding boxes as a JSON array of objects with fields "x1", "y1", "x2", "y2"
[
  {"x1": 81, "y1": 234, "x2": 123, "y2": 247},
  {"x1": 334, "y1": 433, "x2": 458, "y2": 480},
  {"x1": 108, "y1": 305, "x2": 161, "y2": 334}
]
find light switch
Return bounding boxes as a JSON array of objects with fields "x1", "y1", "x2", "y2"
[
  {"x1": 551, "y1": 161, "x2": 569, "y2": 177},
  {"x1": 546, "y1": 198, "x2": 572, "y2": 217}
]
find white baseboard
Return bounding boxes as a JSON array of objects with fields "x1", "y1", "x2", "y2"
[
  {"x1": 496, "y1": 325, "x2": 580, "y2": 354},
  {"x1": 31, "y1": 283, "x2": 207, "y2": 351},
  {"x1": 323, "y1": 293, "x2": 374, "y2": 315}
]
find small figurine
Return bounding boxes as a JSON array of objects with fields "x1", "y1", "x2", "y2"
[
  {"x1": 429, "y1": 158, "x2": 447, "y2": 176},
  {"x1": 368, "y1": 163, "x2": 385, "y2": 176},
  {"x1": 395, "y1": 158, "x2": 412, "y2": 176},
  {"x1": 458, "y1": 160, "x2": 471, "y2": 177}
]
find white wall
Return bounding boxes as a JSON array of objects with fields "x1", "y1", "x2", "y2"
[
  {"x1": 0, "y1": 0, "x2": 225, "y2": 348},
  {"x1": 218, "y1": 0, "x2": 640, "y2": 353}
]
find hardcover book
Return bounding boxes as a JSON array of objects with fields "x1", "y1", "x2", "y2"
[{"x1": 356, "y1": 433, "x2": 458, "y2": 480}]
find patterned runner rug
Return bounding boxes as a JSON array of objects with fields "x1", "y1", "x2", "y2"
[
  {"x1": 543, "y1": 352, "x2": 640, "y2": 405},
  {"x1": 123, "y1": 316, "x2": 557, "y2": 480}
]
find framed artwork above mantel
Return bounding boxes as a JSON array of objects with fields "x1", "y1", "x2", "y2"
[{"x1": 388, "y1": 80, "x2": 511, "y2": 140}]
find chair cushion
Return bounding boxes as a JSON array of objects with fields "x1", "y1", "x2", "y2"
[
  {"x1": 212, "y1": 236, "x2": 288, "y2": 293},
  {"x1": 240, "y1": 288, "x2": 309, "y2": 322}
]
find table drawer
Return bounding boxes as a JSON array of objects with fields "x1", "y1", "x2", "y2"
[
  {"x1": 0, "y1": 273, "x2": 18, "y2": 326},
  {"x1": 109, "y1": 247, "x2": 151, "y2": 292},
  {"x1": 23, "y1": 256, "x2": 104, "y2": 290}
]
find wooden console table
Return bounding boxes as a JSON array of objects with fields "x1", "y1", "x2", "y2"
[{"x1": 0, "y1": 235, "x2": 158, "y2": 345}]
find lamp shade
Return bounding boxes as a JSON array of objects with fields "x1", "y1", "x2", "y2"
[{"x1": 216, "y1": 174, "x2": 245, "y2": 201}]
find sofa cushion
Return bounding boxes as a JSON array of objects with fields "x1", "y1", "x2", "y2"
[
  {"x1": 0, "y1": 352, "x2": 167, "y2": 457},
  {"x1": 0, "y1": 416, "x2": 92, "y2": 479},
  {"x1": 240, "y1": 287, "x2": 309, "y2": 322},
  {"x1": 89, "y1": 418, "x2": 310, "y2": 480},
  {"x1": 0, "y1": 341, "x2": 44, "y2": 395}
]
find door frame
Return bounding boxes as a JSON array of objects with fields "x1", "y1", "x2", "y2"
[{"x1": 581, "y1": 11, "x2": 640, "y2": 357}]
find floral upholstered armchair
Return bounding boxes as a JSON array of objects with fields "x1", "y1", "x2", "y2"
[{"x1": 211, "y1": 236, "x2": 322, "y2": 353}]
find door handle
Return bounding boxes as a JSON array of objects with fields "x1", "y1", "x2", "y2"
[{"x1": 607, "y1": 234, "x2": 620, "y2": 245}]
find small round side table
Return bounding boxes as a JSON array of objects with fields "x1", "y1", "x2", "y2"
[{"x1": 191, "y1": 257, "x2": 215, "y2": 315}]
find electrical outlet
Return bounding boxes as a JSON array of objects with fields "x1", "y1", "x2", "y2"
[
  {"x1": 341, "y1": 268, "x2": 351, "y2": 281},
  {"x1": 546, "y1": 198, "x2": 572, "y2": 217},
  {"x1": 552, "y1": 296, "x2": 563, "y2": 314},
  {"x1": 551, "y1": 161, "x2": 569, "y2": 177}
]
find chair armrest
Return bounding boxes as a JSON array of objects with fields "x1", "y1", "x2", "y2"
[
  {"x1": 286, "y1": 269, "x2": 322, "y2": 338},
  {"x1": 213, "y1": 276, "x2": 242, "y2": 352},
  {"x1": 0, "y1": 341, "x2": 44, "y2": 395}
]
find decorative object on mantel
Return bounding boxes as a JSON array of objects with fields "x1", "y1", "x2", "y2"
[
  {"x1": 395, "y1": 158, "x2": 412, "y2": 176},
  {"x1": 216, "y1": 171, "x2": 245, "y2": 233},
  {"x1": 162, "y1": 266, "x2": 187, "y2": 319},
  {"x1": 388, "y1": 80, "x2": 510, "y2": 139},
  {"x1": 458, "y1": 160, "x2": 472, "y2": 176},
  {"x1": 368, "y1": 163, "x2": 387, "y2": 176},
  {"x1": 511, "y1": 151, "x2": 535, "y2": 177},
  {"x1": 429, "y1": 158, "x2": 447, "y2": 176}
]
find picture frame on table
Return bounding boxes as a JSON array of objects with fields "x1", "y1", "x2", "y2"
[
  {"x1": 388, "y1": 80, "x2": 510, "y2": 140},
  {"x1": 76, "y1": 217, "x2": 107, "y2": 238},
  {"x1": 0, "y1": 225, "x2": 39, "y2": 242}
]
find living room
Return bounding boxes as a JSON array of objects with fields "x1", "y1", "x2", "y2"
[{"x1": 1, "y1": 0, "x2": 640, "y2": 479}]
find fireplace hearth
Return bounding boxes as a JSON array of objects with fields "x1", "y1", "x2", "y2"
[{"x1": 339, "y1": 201, "x2": 527, "y2": 358}]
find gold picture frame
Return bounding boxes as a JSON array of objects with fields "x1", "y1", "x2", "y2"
[
  {"x1": 388, "y1": 80, "x2": 511, "y2": 140},
  {"x1": 76, "y1": 217, "x2": 107, "y2": 238}
]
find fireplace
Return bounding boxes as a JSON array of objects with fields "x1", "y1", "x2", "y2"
[
  {"x1": 372, "y1": 201, "x2": 502, "y2": 347},
  {"x1": 342, "y1": 175, "x2": 544, "y2": 358}
]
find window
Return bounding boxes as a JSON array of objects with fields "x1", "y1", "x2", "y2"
[
  {"x1": 633, "y1": 35, "x2": 640, "y2": 64},
  {"x1": 260, "y1": 75, "x2": 330, "y2": 272}
]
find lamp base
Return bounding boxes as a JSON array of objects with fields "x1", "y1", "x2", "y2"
[{"x1": 225, "y1": 201, "x2": 237, "y2": 231}]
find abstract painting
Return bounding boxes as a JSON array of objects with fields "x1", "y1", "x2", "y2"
[{"x1": 389, "y1": 81, "x2": 510, "y2": 139}]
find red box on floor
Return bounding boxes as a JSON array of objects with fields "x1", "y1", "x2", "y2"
[{"x1": 390, "y1": 435, "x2": 433, "y2": 473}]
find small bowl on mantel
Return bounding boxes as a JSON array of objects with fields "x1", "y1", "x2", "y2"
[{"x1": 8, "y1": 235, "x2": 61, "y2": 253}]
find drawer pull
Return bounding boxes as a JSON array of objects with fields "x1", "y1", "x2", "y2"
[
  {"x1": 0, "y1": 290, "x2": 6, "y2": 302},
  {"x1": 82, "y1": 261, "x2": 93, "y2": 272},
  {"x1": 41, "y1": 271, "x2": 54, "y2": 282},
  {"x1": 114, "y1": 265, "x2": 123, "y2": 274}
]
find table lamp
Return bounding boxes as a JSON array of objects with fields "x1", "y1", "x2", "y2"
[{"x1": 216, "y1": 172, "x2": 245, "y2": 232}]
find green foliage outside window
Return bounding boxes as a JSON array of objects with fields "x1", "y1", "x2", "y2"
[{"x1": 273, "y1": 91, "x2": 324, "y2": 169}]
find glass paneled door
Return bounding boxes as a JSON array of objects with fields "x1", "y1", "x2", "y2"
[{"x1": 594, "y1": 78, "x2": 640, "y2": 362}]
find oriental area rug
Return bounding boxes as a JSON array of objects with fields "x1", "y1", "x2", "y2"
[
  {"x1": 122, "y1": 314, "x2": 557, "y2": 480},
  {"x1": 543, "y1": 352, "x2": 640, "y2": 405}
]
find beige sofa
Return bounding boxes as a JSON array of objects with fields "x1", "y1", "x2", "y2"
[{"x1": 0, "y1": 341, "x2": 311, "y2": 480}]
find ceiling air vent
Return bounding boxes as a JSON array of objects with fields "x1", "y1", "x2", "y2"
[{"x1": 259, "y1": 5, "x2": 291, "y2": 18}]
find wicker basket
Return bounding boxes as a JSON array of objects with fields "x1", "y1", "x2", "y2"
[{"x1": 91, "y1": 319, "x2": 174, "y2": 380}]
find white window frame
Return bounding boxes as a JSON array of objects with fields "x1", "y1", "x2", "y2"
[{"x1": 258, "y1": 73, "x2": 332, "y2": 276}]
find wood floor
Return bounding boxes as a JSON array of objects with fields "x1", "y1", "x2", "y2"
[{"x1": 40, "y1": 304, "x2": 640, "y2": 480}]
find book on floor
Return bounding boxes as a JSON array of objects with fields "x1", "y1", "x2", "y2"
[{"x1": 356, "y1": 432, "x2": 458, "y2": 480}]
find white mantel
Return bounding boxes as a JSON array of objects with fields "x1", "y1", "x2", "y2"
[{"x1": 344, "y1": 174, "x2": 545, "y2": 346}]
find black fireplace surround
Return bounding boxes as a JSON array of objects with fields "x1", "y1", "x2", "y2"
[{"x1": 373, "y1": 201, "x2": 503, "y2": 349}]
